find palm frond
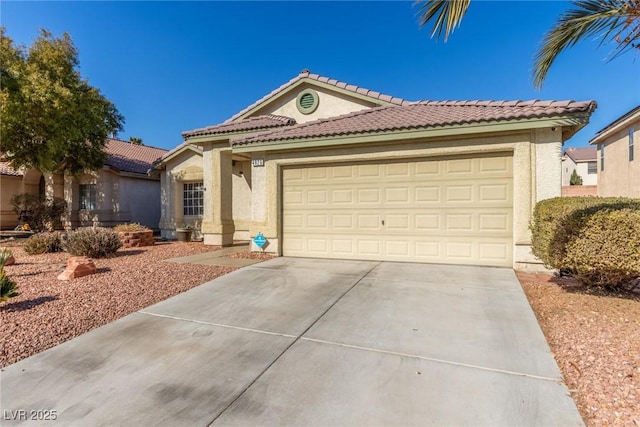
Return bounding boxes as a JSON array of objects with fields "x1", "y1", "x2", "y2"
[
  {"x1": 415, "y1": 0, "x2": 471, "y2": 41},
  {"x1": 533, "y1": 0, "x2": 640, "y2": 88}
]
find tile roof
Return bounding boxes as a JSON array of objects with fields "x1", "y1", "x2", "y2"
[
  {"x1": 0, "y1": 161, "x2": 22, "y2": 176},
  {"x1": 233, "y1": 100, "x2": 598, "y2": 146},
  {"x1": 563, "y1": 147, "x2": 597, "y2": 162},
  {"x1": 183, "y1": 114, "x2": 296, "y2": 139},
  {"x1": 104, "y1": 139, "x2": 168, "y2": 175},
  {"x1": 225, "y1": 69, "x2": 412, "y2": 123}
]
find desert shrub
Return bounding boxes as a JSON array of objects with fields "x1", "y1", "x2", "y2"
[
  {"x1": 10, "y1": 193, "x2": 67, "y2": 232},
  {"x1": 113, "y1": 223, "x2": 150, "y2": 232},
  {"x1": 23, "y1": 232, "x2": 64, "y2": 255},
  {"x1": 0, "y1": 248, "x2": 13, "y2": 273},
  {"x1": 64, "y1": 227, "x2": 122, "y2": 258},
  {"x1": 0, "y1": 273, "x2": 19, "y2": 302},
  {"x1": 530, "y1": 197, "x2": 640, "y2": 269},
  {"x1": 565, "y1": 209, "x2": 640, "y2": 288}
]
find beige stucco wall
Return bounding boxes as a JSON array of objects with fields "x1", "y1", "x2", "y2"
[
  {"x1": 597, "y1": 122, "x2": 640, "y2": 197},
  {"x1": 159, "y1": 149, "x2": 204, "y2": 238},
  {"x1": 232, "y1": 160, "x2": 252, "y2": 240},
  {"x1": 245, "y1": 128, "x2": 564, "y2": 269},
  {"x1": 256, "y1": 83, "x2": 378, "y2": 124},
  {"x1": 0, "y1": 175, "x2": 24, "y2": 229}
]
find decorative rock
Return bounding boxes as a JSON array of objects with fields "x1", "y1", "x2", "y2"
[
  {"x1": 4, "y1": 256, "x2": 15, "y2": 266},
  {"x1": 57, "y1": 256, "x2": 97, "y2": 281}
]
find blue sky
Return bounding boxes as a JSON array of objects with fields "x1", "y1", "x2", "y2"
[{"x1": 2, "y1": 1, "x2": 638, "y2": 151}]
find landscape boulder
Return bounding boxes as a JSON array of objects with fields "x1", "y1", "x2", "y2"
[{"x1": 57, "y1": 256, "x2": 97, "y2": 281}]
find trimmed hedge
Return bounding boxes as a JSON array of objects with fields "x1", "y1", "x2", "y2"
[
  {"x1": 530, "y1": 197, "x2": 640, "y2": 268},
  {"x1": 64, "y1": 227, "x2": 122, "y2": 258},
  {"x1": 530, "y1": 196, "x2": 640, "y2": 288},
  {"x1": 565, "y1": 209, "x2": 640, "y2": 288}
]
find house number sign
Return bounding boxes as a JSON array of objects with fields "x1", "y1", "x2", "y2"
[{"x1": 252, "y1": 158, "x2": 265, "y2": 167}]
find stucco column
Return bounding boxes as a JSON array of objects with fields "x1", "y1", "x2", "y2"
[
  {"x1": 44, "y1": 173, "x2": 64, "y2": 200},
  {"x1": 63, "y1": 174, "x2": 77, "y2": 229},
  {"x1": 534, "y1": 127, "x2": 563, "y2": 201},
  {"x1": 202, "y1": 147, "x2": 234, "y2": 246}
]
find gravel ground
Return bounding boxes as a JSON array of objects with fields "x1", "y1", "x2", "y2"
[
  {"x1": 2, "y1": 242, "x2": 638, "y2": 425},
  {"x1": 518, "y1": 272, "x2": 640, "y2": 426},
  {"x1": 0, "y1": 240, "x2": 238, "y2": 368}
]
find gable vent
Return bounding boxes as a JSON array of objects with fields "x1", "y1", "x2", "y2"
[
  {"x1": 296, "y1": 89, "x2": 319, "y2": 114},
  {"x1": 299, "y1": 93, "x2": 315, "y2": 109}
]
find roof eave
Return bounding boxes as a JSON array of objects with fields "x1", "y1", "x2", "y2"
[
  {"x1": 232, "y1": 115, "x2": 591, "y2": 153},
  {"x1": 590, "y1": 107, "x2": 640, "y2": 145}
]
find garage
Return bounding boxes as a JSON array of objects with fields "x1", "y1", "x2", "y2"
[{"x1": 282, "y1": 153, "x2": 513, "y2": 267}]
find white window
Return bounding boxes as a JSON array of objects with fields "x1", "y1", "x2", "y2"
[
  {"x1": 600, "y1": 145, "x2": 605, "y2": 171},
  {"x1": 587, "y1": 161, "x2": 597, "y2": 174},
  {"x1": 79, "y1": 184, "x2": 97, "y2": 210},
  {"x1": 183, "y1": 182, "x2": 203, "y2": 216},
  {"x1": 630, "y1": 128, "x2": 635, "y2": 162}
]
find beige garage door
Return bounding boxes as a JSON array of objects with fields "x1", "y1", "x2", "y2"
[{"x1": 282, "y1": 154, "x2": 513, "y2": 266}]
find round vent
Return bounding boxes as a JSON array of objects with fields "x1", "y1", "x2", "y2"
[{"x1": 296, "y1": 89, "x2": 319, "y2": 114}]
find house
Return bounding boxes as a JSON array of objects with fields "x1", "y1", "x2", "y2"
[
  {"x1": 154, "y1": 70, "x2": 596, "y2": 269},
  {"x1": 590, "y1": 105, "x2": 640, "y2": 198},
  {"x1": 0, "y1": 138, "x2": 168, "y2": 230},
  {"x1": 560, "y1": 147, "x2": 597, "y2": 196}
]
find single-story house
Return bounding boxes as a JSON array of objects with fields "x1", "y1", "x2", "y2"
[
  {"x1": 590, "y1": 104, "x2": 639, "y2": 198},
  {"x1": 154, "y1": 70, "x2": 596, "y2": 269},
  {"x1": 560, "y1": 146, "x2": 598, "y2": 196},
  {"x1": 561, "y1": 147, "x2": 597, "y2": 186},
  {"x1": 0, "y1": 138, "x2": 167, "y2": 230}
]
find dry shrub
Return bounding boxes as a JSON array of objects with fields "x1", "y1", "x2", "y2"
[
  {"x1": 64, "y1": 227, "x2": 122, "y2": 258},
  {"x1": 113, "y1": 223, "x2": 150, "y2": 232},
  {"x1": 23, "y1": 232, "x2": 64, "y2": 255}
]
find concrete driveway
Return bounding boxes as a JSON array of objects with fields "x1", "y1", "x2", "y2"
[{"x1": 1, "y1": 258, "x2": 583, "y2": 426}]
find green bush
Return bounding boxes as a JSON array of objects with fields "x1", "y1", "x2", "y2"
[
  {"x1": 530, "y1": 197, "x2": 640, "y2": 269},
  {"x1": 565, "y1": 209, "x2": 640, "y2": 288},
  {"x1": 0, "y1": 273, "x2": 19, "y2": 302},
  {"x1": 10, "y1": 193, "x2": 67, "y2": 232},
  {"x1": 64, "y1": 227, "x2": 122, "y2": 258},
  {"x1": 113, "y1": 223, "x2": 150, "y2": 232},
  {"x1": 23, "y1": 232, "x2": 64, "y2": 255}
]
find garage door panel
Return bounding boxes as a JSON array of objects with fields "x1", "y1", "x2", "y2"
[{"x1": 283, "y1": 155, "x2": 513, "y2": 267}]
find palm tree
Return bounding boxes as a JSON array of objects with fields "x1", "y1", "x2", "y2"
[{"x1": 416, "y1": 0, "x2": 640, "y2": 88}]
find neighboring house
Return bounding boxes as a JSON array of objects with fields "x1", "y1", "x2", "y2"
[
  {"x1": 562, "y1": 147, "x2": 597, "y2": 186},
  {"x1": 560, "y1": 147, "x2": 598, "y2": 196},
  {"x1": 0, "y1": 139, "x2": 167, "y2": 230},
  {"x1": 154, "y1": 70, "x2": 596, "y2": 269},
  {"x1": 590, "y1": 105, "x2": 640, "y2": 198}
]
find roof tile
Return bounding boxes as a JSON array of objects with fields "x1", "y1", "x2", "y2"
[
  {"x1": 104, "y1": 139, "x2": 168, "y2": 175},
  {"x1": 233, "y1": 100, "x2": 597, "y2": 147},
  {"x1": 183, "y1": 114, "x2": 295, "y2": 139}
]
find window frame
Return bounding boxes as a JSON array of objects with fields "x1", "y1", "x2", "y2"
[
  {"x1": 183, "y1": 181, "x2": 204, "y2": 217},
  {"x1": 587, "y1": 161, "x2": 597, "y2": 175},
  {"x1": 600, "y1": 145, "x2": 605, "y2": 171},
  {"x1": 79, "y1": 183, "x2": 97, "y2": 211},
  {"x1": 630, "y1": 128, "x2": 635, "y2": 162}
]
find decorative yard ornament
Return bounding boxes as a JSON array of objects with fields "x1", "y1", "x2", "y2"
[{"x1": 253, "y1": 232, "x2": 268, "y2": 250}]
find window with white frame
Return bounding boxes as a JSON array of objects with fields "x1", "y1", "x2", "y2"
[
  {"x1": 630, "y1": 128, "x2": 635, "y2": 162},
  {"x1": 600, "y1": 145, "x2": 605, "y2": 171},
  {"x1": 79, "y1": 184, "x2": 97, "y2": 210},
  {"x1": 587, "y1": 161, "x2": 597, "y2": 174},
  {"x1": 183, "y1": 182, "x2": 203, "y2": 216}
]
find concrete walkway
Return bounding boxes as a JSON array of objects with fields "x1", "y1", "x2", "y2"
[
  {"x1": 0, "y1": 258, "x2": 584, "y2": 426},
  {"x1": 162, "y1": 244, "x2": 264, "y2": 267}
]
